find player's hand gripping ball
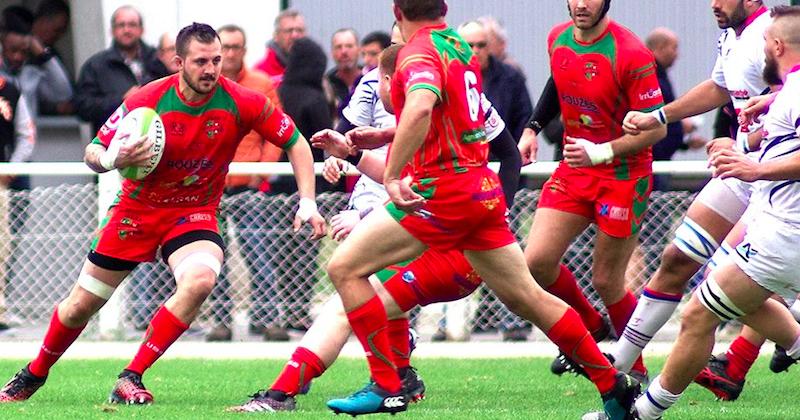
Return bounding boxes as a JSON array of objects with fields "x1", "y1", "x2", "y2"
[{"x1": 106, "y1": 107, "x2": 165, "y2": 179}]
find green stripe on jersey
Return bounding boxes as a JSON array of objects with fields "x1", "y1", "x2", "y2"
[
  {"x1": 431, "y1": 27, "x2": 473, "y2": 65},
  {"x1": 408, "y1": 83, "x2": 442, "y2": 99},
  {"x1": 155, "y1": 86, "x2": 239, "y2": 119},
  {"x1": 281, "y1": 128, "x2": 301, "y2": 150},
  {"x1": 553, "y1": 26, "x2": 617, "y2": 69}
]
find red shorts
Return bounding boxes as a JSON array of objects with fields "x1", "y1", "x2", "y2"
[
  {"x1": 538, "y1": 163, "x2": 652, "y2": 238},
  {"x1": 377, "y1": 249, "x2": 482, "y2": 312},
  {"x1": 386, "y1": 166, "x2": 516, "y2": 251},
  {"x1": 91, "y1": 200, "x2": 221, "y2": 262}
]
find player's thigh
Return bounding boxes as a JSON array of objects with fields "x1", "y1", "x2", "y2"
[
  {"x1": 700, "y1": 261, "x2": 772, "y2": 317},
  {"x1": 687, "y1": 178, "x2": 746, "y2": 242},
  {"x1": 465, "y1": 244, "x2": 542, "y2": 305},
  {"x1": 62, "y1": 259, "x2": 132, "y2": 317},
  {"x1": 166, "y1": 234, "x2": 225, "y2": 292},
  {"x1": 592, "y1": 230, "x2": 639, "y2": 291},
  {"x1": 524, "y1": 208, "x2": 590, "y2": 269},
  {"x1": 328, "y1": 206, "x2": 427, "y2": 280}
]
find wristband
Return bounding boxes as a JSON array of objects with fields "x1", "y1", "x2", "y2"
[
  {"x1": 345, "y1": 150, "x2": 363, "y2": 166},
  {"x1": 296, "y1": 197, "x2": 318, "y2": 222},
  {"x1": 526, "y1": 120, "x2": 543, "y2": 133},
  {"x1": 99, "y1": 149, "x2": 118, "y2": 171},
  {"x1": 648, "y1": 108, "x2": 668, "y2": 126},
  {"x1": 573, "y1": 138, "x2": 614, "y2": 165}
]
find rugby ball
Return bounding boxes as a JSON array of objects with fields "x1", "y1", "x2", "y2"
[{"x1": 107, "y1": 107, "x2": 165, "y2": 180}]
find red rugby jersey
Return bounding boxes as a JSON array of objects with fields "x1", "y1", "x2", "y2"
[
  {"x1": 391, "y1": 23, "x2": 488, "y2": 178},
  {"x1": 549, "y1": 20, "x2": 664, "y2": 180},
  {"x1": 93, "y1": 74, "x2": 300, "y2": 208}
]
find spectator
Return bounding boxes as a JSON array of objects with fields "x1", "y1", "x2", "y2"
[
  {"x1": 477, "y1": 16, "x2": 523, "y2": 72},
  {"x1": 31, "y1": 0, "x2": 74, "y2": 115},
  {"x1": 645, "y1": 27, "x2": 705, "y2": 191},
  {"x1": 326, "y1": 28, "x2": 362, "y2": 118},
  {"x1": 74, "y1": 5, "x2": 168, "y2": 133},
  {"x1": 277, "y1": 37, "x2": 333, "y2": 192},
  {"x1": 458, "y1": 21, "x2": 532, "y2": 142},
  {"x1": 206, "y1": 24, "x2": 287, "y2": 342},
  {"x1": 359, "y1": 31, "x2": 391, "y2": 72},
  {"x1": 0, "y1": 5, "x2": 73, "y2": 118},
  {"x1": 0, "y1": 75, "x2": 35, "y2": 331},
  {"x1": 156, "y1": 32, "x2": 179, "y2": 74},
  {"x1": 254, "y1": 9, "x2": 306, "y2": 88},
  {"x1": 271, "y1": 37, "x2": 330, "y2": 332}
]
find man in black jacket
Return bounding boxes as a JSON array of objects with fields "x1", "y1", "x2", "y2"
[{"x1": 74, "y1": 5, "x2": 168, "y2": 133}]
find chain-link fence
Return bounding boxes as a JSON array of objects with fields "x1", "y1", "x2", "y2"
[{"x1": 0, "y1": 182, "x2": 699, "y2": 341}]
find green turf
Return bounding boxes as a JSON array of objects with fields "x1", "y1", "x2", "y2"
[{"x1": 0, "y1": 357, "x2": 796, "y2": 419}]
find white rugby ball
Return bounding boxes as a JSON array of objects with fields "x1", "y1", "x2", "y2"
[{"x1": 107, "y1": 107, "x2": 165, "y2": 180}]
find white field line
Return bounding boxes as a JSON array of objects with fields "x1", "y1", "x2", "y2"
[{"x1": 0, "y1": 341, "x2": 742, "y2": 360}]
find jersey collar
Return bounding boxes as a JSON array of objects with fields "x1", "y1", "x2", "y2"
[
  {"x1": 736, "y1": 6, "x2": 768, "y2": 37},
  {"x1": 407, "y1": 22, "x2": 448, "y2": 43},
  {"x1": 572, "y1": 20, "x2": 612, "y2": 47},
  {"x1": 786, "y1": 64, "x2": 800, "y2": 81},
  {"x1": 174, "y1": 75, "x2": 218, "y2": 107}
]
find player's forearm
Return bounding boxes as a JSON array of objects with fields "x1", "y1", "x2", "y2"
[
  {"x1": 610, "y1": 124, "x2": 668, "y2": 158},
  {"x1": 664, "y1": 79, "x2": 730, "y2": 123},
  {"x1": 384, "y1": 96, "x2": 433, "y2": 181},
  {"x1": 754, "y1": 155, "x2": 800, "y2": 181},
  {"x1": 84, "y1": 143, "x2": 112, "y2": 174},
  {"x1": 285, "y1": 136, "x2": 317, "y2": 200},
  {"x1": 356, "y1": 152, "x2": 387, "y2": 184}
]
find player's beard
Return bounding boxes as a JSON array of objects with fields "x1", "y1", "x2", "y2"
[
  {"x1": 762, "y1": 53, "x2": 783, "y2": 86},
  {"x1": 568, "y1": 5, "x2": 602, "y2": 29},
  {"x1": 715, "y1": 1, "x2": 747, "y2": 29},
  {"x1": 183, "y1": 71, "x2": 217, "y2": 95}
]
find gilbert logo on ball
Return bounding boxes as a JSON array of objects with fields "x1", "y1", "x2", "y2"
[{"x1": 111, "y1": 107, "x2": 166, "y2": 180}]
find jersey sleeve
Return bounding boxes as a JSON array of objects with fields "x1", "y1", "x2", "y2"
[
  {"x1": 711, "y1": 32, "x2": 728, "y2": 89},
  {"x1": 92, "y1": 102, "x2": 129, "y2": 147},
  {"x1": 341, "y1": 76, "x2": 377, "y2": 127},
  {"x1": 622, "y1": 49, "x2": 664, "y2": 113},
  {"x1": 247, "y1": 93, "x2": 301, "y2": 150},
  {"x1": 481, "y1": 94, "x2": 506, "y2": 141},
  {"x1": 396, "y1": 43, "x2": 443, "y2": 100}
]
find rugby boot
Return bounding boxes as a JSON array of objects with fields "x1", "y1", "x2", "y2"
[
  {"x1": 0, "y1": 365, "x2": 46, "y2": 402},
  {"x1": 769, "y1": 345, "x2": 798, "y2": 373},
  {"x1": 400, "y1": 366, "x2": 425, "y2": 402},
  {"x1": 226, "y1": 389, "x2": 297, "y2": 412},
  {"x1": 108, "y1": 370, "x2": 154, "y2": 404},
  {"x1": 693, "y1": 354, "x2": 744, "y2": 401},
  {"x1": 327, "y1": 381, "x2": 407, "y2": 416}
]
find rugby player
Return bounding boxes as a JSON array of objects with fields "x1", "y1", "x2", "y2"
[
  {"x1": 517, "y1": 0, "x2": 667, "y2": 383},
  {"x1": 0, "y1": 23, "x2": 325, "y2": 405},
  {"x1": 324, "y1": 1, "x2": 639, "y2": 417}
]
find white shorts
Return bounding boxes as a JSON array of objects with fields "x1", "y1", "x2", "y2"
[
  {"x1": 695, "y1": 177, "x2": 752, "y2": 224},
  {"x1": 732, "y1": 214, "x2": 800, "y2": 302}
]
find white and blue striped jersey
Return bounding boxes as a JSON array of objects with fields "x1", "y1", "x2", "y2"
[
  {"x1": 751, "y1": 69, "x2": 800, "y2": 223},
  {"x1": 711, "y1": 8, "x2": 771, "y2": 151}
]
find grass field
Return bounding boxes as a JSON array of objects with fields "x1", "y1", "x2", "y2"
[{"x1": 0, "y1": 357, "x2": 796, "y2": 419}]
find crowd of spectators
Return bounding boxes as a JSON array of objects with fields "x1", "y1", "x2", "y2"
[{"x1": 0, "y1": 3, "x2": 725, "y2": 341}]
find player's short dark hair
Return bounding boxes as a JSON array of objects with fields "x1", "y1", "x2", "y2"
[
  {"x1": 379, "y1": 44, "x2": 403, "y2": 75},
  {"x1": 394, "y1": 0, "x2": 447, "y2": 21},
  {"x1": 1, "y1": 5, "x2": 34, "y2": 35},
  {"x1": 176, "y1": 22, "x2": 220, "y2": 57},
  {"x1": 34, "y1": 0, "x2": 70, "y2": 21},
  {"x1": 771, "y1": 5, "x2": 800, "y2": 20},
  {"x1": 217, "y1": 24, "x2": 247, "y2": 45},
  {"x1": 362, "y1": 31, "x2": 391, "y2": 49}
]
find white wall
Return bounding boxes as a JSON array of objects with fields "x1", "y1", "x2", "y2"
[{"x1": 100, "y1": 0, "x2": 281, "y2": 67}]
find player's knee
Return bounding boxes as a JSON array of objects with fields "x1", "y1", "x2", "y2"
[
  {"x1": 180, "y1": 267, "x2": 217, "y2": 298},
  {"x1": 59, "y1": 296, "x2": 99, "y2": 326},
  {"x1": 679, "y1": 299, "x2": 718, "y2": 336},
  {"x1": 591, "y1": 275, "x2": 622, "y2": 301},
  {"x1": 326, "y1": 258, "x2": 353, "y2": 288},
  {"x1": 660, "y1": 244, "x2": 701, "y2": 280},
  {"x1": 525, "y1": 250, "x2": 559, "y2": 285}
]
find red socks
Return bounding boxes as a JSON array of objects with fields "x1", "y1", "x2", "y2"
[
  {"x1": 607, "y1": 291, "x2": 647, "y2": 374},
  {"x1": 347, "y1": 296, "x2": 401, "y2": 393},
  {"x1": 270, "y1": 347, "x2": 326, "y2": 396},
  {"x1": 29, "y1": 308, "x2": 86, "y2": 377},
  {"x1": 546, "y1": 307, "x2": 617, "y2": 394},
  {"x1": 725, "y1": 336, "x2": 760, "y2": 382},
  {"x1": 546, "y1": 265, "x2": 605, "y2": 334},
  {"x1": 126, "y1": 306, "x2": 188, "y2": 375},
  {"x1": 387, "y1": 318, "x2": 411, "y2": 370}
]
